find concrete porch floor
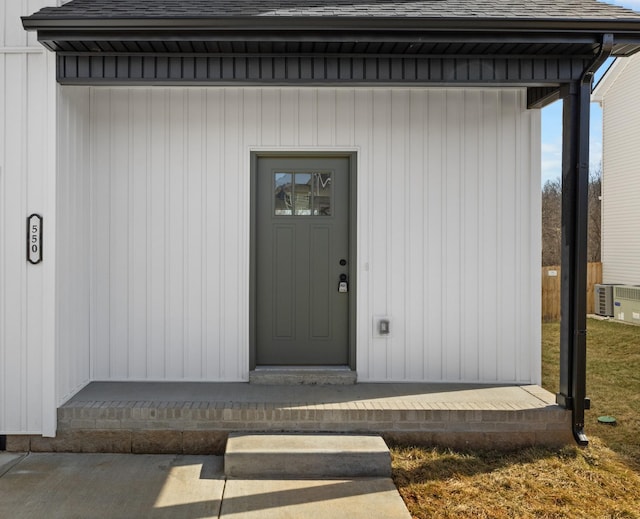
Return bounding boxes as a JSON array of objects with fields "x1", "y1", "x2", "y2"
[{"x1": 6, "y1": 382, "x2": 573, "y2": 453}]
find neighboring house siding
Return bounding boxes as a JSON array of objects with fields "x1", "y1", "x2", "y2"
[
  {"x1": 0, "y1": 0, "x2": 57, "y2": 435},
  {"x1": 55, "y1": 86, "x2": 541, "y2": 385},
  {"x1": 598, "y1": 55, "x2": 640, "y2": 285}
]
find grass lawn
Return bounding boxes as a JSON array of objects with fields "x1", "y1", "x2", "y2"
[{"x1": 391, "y1": 318, "x2": 640, "y2": 519}]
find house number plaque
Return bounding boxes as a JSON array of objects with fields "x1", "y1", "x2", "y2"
[{"x1": 27, "y1": 214, "x2": 43, "y2": 264}]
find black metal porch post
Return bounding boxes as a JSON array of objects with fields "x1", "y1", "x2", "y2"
[{"x1": 557, "y1": 79, "x2": 592, "y2": 446}]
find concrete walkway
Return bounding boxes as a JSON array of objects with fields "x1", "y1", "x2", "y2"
[{"x1": 0, "y1": 452, "x2": 411, "y2": 519}]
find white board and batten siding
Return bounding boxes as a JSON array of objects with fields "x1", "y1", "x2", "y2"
[
  {"x1": 2, "y1": 0, "x2": 543, "y2": 437},
  {"x1": 56, "y1": 86, "x2": 541, "y2": 386},
  {"x1": 0, "y1": 0, "x2": 58, "y2": 435},
  {"x1": 57, "y1": 88, "x2": 92, "y2": 405},
  {"x1": 593, "y1": 54, "x2": 640, "y2": 286}
]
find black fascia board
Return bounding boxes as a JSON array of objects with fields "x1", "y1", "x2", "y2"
[
  {"x1": 30, "y1": 29, "x2": 640, "y2": 58},
  {"x1": 32, "y1": 28, "x2": 609, "y2": 44},
  {"x1": 21, "y1": 15, "x2": 640, "y2": 34},
  {"x1": 23, "y1": 15, "x2": 640, "y2": 58}
]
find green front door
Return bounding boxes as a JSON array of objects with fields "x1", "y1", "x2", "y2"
[{"x1": 255, "y1": 156, "x2": 350, "y2": 365}]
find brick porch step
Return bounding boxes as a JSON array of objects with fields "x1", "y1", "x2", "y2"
[
  {"x1": 4, "y1": 382, "x2": 574, "y2": 454},
  {"x1": 224, "y1": 433, "x2": 391, "y2": 478}
]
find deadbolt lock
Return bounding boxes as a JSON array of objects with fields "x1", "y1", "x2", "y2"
[{"x1": 338, "y1": 273, "x2": 348, "y2": 293}]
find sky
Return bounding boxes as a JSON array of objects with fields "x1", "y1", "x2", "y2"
[{"x1": 540, "y1": 0, "x2": 640, "y2": 185}]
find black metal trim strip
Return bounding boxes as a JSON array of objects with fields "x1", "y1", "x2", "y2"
[
  {"x1": 32, "y1": 29, "x2": 615, "y2": 44},
  {"x1": 21, "y1": 16, "x2": 640, "y2": 34},
  {"x1": 54, "y1": 52, "x2": 598, "y2": 60}
]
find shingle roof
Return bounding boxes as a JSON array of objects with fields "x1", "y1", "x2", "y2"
[
  {"x1": 23, "y1": 0, "x2": 640, "y2": 83},
  {"x1": 27, "y1": 0, "x2": 640, "y2": 20}
]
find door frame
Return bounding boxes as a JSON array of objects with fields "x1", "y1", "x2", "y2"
[{"x1": 249, "y1": 151, "x2": 358, "y2": 370}]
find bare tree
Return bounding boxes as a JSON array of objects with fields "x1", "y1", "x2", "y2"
[
  {"x1": 588, "y1": 165, "x2": 602, "y2": 263},
  {"x1": 541, "y1": 166, "x2": 601, "y2": 266},
  {"x1": 542, "y1": 178, "x2": 562, "y2": 266}
]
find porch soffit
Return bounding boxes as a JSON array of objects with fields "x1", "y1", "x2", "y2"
[{"x1": 21, "y1": 0, "x2": 640, "y2": 96}]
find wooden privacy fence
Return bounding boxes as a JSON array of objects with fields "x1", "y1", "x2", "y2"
[{"x1": 541, "y1": 262, "x2": 602, "y2": 322}]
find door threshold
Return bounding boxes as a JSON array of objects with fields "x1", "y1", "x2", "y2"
[
  {"x1": 250, "y1": 366, "x2": 356, "y2": 385},
  {"x1": 254, "y1": 365, "x2": 352, "y2": 372}
]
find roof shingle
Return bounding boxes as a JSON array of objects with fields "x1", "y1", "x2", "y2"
[{"x1": 29, "y1": 0, "x2": 640, "y2": 20}]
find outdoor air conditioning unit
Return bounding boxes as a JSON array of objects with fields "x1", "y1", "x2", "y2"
[
  {"x1": 594, "y1": 284, "x2": 615, "y2": 317},
  {"x1": 613, "y1": 285, "x2": 640, "y2": 325}
]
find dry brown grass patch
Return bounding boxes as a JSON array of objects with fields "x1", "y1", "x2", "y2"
[
  {"x1": 392, "y1": 318, "x2": 640, "y2": 519},
  {"x1": 392, "y1": 439, "x2": 640, "y2": 518}
]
